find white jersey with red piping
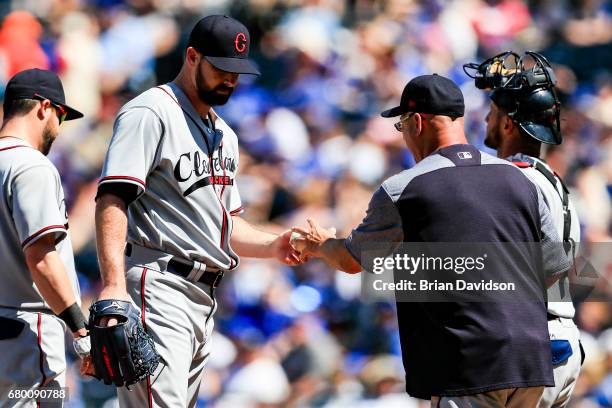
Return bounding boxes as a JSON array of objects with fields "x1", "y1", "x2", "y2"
[
  {"x1": 0, "y1": 138, "x2": 79, "y2": 309},
  {"x1": 99, "y1": 82, "x2": 244, "y2": 270}
]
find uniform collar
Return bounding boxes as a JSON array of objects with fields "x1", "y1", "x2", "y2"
[
  {"x1": 506, "y1": 153, "x2": 553, "y2": 171},
  {"x1": 0, "y1": 136, "x2": 33, "y2": 148},
  {"x1": 506, "y1": 152, "x2": 533, "y2": 163},
  {"x1": 166, "y1": 83, "x2": 224, "y2": 151}
]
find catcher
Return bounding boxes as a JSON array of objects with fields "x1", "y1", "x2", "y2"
[{"x1": 464, "y1": 50, "x2": 583, "y2": 408}]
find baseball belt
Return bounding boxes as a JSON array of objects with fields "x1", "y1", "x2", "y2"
[{"x1": 125, "y1": 243, "x2": 225, "y2": 288}]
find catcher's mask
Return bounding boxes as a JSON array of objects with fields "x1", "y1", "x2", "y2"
[{"x1": 463, "y1": 51, "x2": 562, "y2": 145}]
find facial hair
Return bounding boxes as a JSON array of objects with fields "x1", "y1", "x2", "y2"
[
  {"x1": 485, "y1": 117, "x2": 507, "y2": 150},
  {"x1": 484, "y1": 128, "x2": 498, "y2": 149},
  {"x1": 196, "y1": 65, "x2": 234, "y2": 106},
  {"x1": 41, "y1": 121, "x2": 57, "y2": 156}
]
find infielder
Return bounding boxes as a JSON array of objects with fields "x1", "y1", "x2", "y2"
[
  {"x1": 466, "y1": 51, "x2": 582, "y2": 407},
  {"x1": 0, "y1": 69, "x2": 90, "y2": 407},
  {"x1": 293, "y1": 74, "x2": 570, "y2": 407},
  {"x1": 93, "y1": 15, "x2": 301, "y2": 407}
]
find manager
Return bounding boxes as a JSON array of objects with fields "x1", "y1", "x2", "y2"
[{"x1": 294, "y1": 74, "x2": 570, "y2": 407}]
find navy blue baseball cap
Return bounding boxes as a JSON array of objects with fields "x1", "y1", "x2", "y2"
[
  {"x1": 381, "y1": 74, "x2": 464, "y2": 118},
  {"x1": 3, "y1": 68, "x2": 83, "y2": 120},
  {"x1": 188, "y1": 15, "x2": 260, "y2": 76}
]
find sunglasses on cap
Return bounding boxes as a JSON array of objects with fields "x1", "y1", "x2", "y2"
[{"x1": 33, "y1": 93, "x2": 67, "y2": 125}]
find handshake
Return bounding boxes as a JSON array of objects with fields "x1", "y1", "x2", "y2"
[
  {"x1": 267, "y1": 217, "x2": 361, "y2": 272},
  {"x1": 285, "y1": 218, "x2": 337, "y2": 263}
]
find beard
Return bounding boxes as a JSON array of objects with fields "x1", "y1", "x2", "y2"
[
  {"x1": 41, "y1": 122, "x2": 57, "y2": 156},
  {"x1": 484, "y1": 132, "x2": 496, "y2": 149},
  {"x1": 196, "y1": 66, "x2": 234, "y2": 106},
  {"x1": 484, "y1": 124, "x2": 501, "y2": 150}
]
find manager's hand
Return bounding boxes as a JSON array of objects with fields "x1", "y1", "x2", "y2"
[{"x1": 292, "y1": 218, "x2": 337, "y2": 259}]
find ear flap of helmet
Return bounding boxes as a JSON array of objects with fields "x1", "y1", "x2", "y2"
[
  {"x1": 515, "y1": 88, "x2": 562, "y2": 145},
  {"x1": 518, "y1": 120, "x2": 562, "y2": 145}
]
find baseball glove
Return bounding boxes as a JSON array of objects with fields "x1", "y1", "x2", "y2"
[{"x1": 88, "y1": 299, "x2": 162, "y2": 387}]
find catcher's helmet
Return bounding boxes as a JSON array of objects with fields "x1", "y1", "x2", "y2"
[{"x1": 464, "y1": 51, "x2": 562, "y2": 145}]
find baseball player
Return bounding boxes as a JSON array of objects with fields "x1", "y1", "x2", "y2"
[
  {"x1": 466, "y1": 51, "x2": 582, "y2": 407},
  {"x1": 293, "y1": 74, "x2": 570, "y2": 407},
  {"x1": 93, "y1": 15, "x2": 301, "y2": 407},
  {"x1": 0, "y1": 69, "x2": 91, "y2": 407}
]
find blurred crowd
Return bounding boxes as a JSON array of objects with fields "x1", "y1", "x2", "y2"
[{"x1": 0, "y1": 0, "x2": 610, "y2": 406}]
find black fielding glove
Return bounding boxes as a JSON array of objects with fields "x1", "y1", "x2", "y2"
[{"x1": 89, "y1": 299, "x2": 161, "y2": 387}]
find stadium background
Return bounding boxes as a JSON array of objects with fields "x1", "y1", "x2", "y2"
[{"x1": 0, "y1": 0, "x2": 610, "y2": 406}]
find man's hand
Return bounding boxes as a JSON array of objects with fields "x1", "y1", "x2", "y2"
[
  {"x1": 291, "y1": 218, "x2": 337, "y2": 259},
  {"x1": 292, "y1": 218, "x2": 360, "y2": 273},
  {"x1": 88, "y1": 299, "x2": 162, "y2": 387},
  {"x1": 72, "y1": 328, "x2": 95, "y2": 377},
  {"x1": 80, "y1": 354, "x2": 95, "y2": 377},
  {"x1": 96, "y1": 286, "x2": 130, "y2": 327},
  {"x1": 271, "y1": 230, "x2": 303, "y2": 266}
]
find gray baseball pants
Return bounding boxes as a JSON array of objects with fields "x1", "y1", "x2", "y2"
[
  {"x1": 117, "y1": 245, "x2": 217, "y2": 408},
  {"x1": 0, "y1": 307, "x2": 66, "y2": 407},
  {"x1": 431, "y1": 387, "x2": 545, "y2": 408}
]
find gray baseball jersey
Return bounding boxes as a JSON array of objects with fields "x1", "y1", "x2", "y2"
[
  {"x1": 0, "y1": 138, "x2": 79, "y2": 310},
  {"x1": 99, "y1": 83, "x2": 243, "y2": 270},
  {"x1": 508, "y1": 153, "x2": 580, "y2": 319}
]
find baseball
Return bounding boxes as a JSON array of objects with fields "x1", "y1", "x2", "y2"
[{"x1": 290, "y1": 231, "x2": 307, "y2": 253}]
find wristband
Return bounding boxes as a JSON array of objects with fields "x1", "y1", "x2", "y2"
[{"x1": 58, "y1": 303, "x2": 87, "y2": 332}]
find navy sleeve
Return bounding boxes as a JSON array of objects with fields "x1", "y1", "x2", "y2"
[{"x1": 345, "y1": 186, "x2": 404, "y2": 265}]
